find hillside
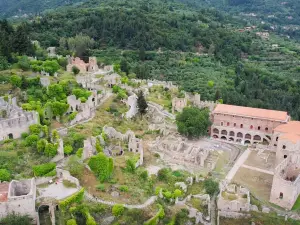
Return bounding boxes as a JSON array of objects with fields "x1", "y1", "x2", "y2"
[{"x1": 0, "y1": 0, "x2": 87, "y2": 18}]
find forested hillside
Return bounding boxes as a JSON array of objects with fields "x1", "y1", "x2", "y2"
[
  {"x1": 2, "y1": 0, "x2": 300, "y2": 119},
  {"x1": 0, "y1": 0, "x2": 86, "y2": 18}
]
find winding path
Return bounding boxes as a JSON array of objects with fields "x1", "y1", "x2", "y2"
[{"x1": 84, "y1": 192, "x2": 157, "y2": 209}]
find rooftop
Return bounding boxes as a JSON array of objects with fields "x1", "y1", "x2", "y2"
[
  {"x1": 274, "y1": 121, "x2": 300, "y2": 135},
  {"x1": 213, "y1": 104, "x2": 288, "y2": 121},
  {"x1": 0, "y1": 183, "x2": 9, "y2": 202},
  {"x1": 279, "y1": 133, "x2": 300, "y2": 144}
]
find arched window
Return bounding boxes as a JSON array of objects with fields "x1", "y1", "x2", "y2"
[
  {"x1": 265, "y1": 127, "x2": 269, "y2": 131},
  {"x1": 258, "y1": 126, "x2": 261, "y2": 130},
  {"x1": 276, "y1": 137, "x2": 279, "y2": 141},
  {"x1": 250, "y1": 125, "x2": 253, "y2": 129},
  {"x1": 234, "y1": 123, "x2": 236, "y2": 127},
  {"x1": 283, "y1": 145, "x2": 286, "y2": 150},
  {"x1": 284, "y1": 155, "x2": 287, "y2": 159},
  {"x1": 280, "y1": 192, "x2": 283, "y2": 199},
  {"x1": 221, "y1": 122, "x2": 224, "y2": 126},
  {"x1": 227, "y1": 122, "x2": 230, "y2": 126},
  {"x1": 240, "y1": 124, "x2": 243, "y2": 128}
]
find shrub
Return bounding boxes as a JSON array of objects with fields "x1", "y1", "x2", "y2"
[
  {"x1": 64, "y1": 145, "x2": 73, "y2": 155},
  {"x1": 25, "y1": 134, "x2": 39, "y2": 147},
  {"x1": 44, "y1": 142, "x2": 58, "y2": 157},
  {"x1": 126, "y1": 158, "x2": 136, "y2": 173},
  {"x1": 139, "y1": 170, "x2": 148, "y2": 181},
  {"x1": 72, "y1": 66, "x2": 80, "y2": 75},
  {"x1": 144, "y1": 204, "x2": 164, "y2": 225},
  {"x1": 157, "y1": 168, "x2": 169, "y2": 181},
  {"x1": 88, "y1": 153, "x2": 113, "y2": 182},
  {"x1": 63, "y1": 180, "x2": 77, "y2": 188},
  {"x1": 66, "y1": 156, "x2": 84, "y2": 179},
  {"x1": 112, "y1": 204, "x2": 125, "y2": 217},
  {"x1": 68, "y1": 112, "x2": 78, "y2": 121},
  {"x1": 29, "y1": 124, "x2": 44, "y2": 135},
  {"x1": 163, "y1": 191, "x2": 172, "y2": 199},
  {"x1": 76, "y1": 148, "x2": 83, "y2": 158},
  {"x1": 119, "y1": 185, "x2": 129, "y2": 192},
  {"x1": 95, "y1": 139, "x2": 103, "y2": 153},
  {"x1": 173, "y1": 189, "x2": 182, "y2": 198},
  {"x1": 32, "y1": 162, "x2": 56, "y2": 177},
  {"x1": 0, "y1": 169, "x2": 11, "y2": 181},
  {"x1": 59, "y1": 188, "x2": 85, "y2": 211},
  {"x1": 96, "y1": 184, "x2": 105, "y2": 192},
  {"x1": 37, "y1": 139, "x2": 47, "y2": 153},
  {"x1": 66, "y1": 219, "x2": 77, "y2": 225},
  {"x1": 21, "y1": 132, "x2": 29, "y2": 139}
]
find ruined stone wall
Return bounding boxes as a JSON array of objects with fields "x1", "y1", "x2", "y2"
[
  {"x1": 0, "y1": 178, "x2": 36, "y2": 219},
  {"x1": 275, "y1": 137, "x2": 300, "y2": 164},
  {"x1": 270, "y1": 155, "x2": 300, "y2": 209}
]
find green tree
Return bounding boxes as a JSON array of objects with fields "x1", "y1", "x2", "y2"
[
  {"x1": 112, "y1": 204, "x2": 125, "y2": 217},
  {"x1": 173, "y1": 189, "x2": 182, "y2": 198},
  {"x1": 37, "y1": 139, "x2": 47, "y2": 153},
  {"x1": 95, "y1": 139, "x2": 103, "y2": 153},
  {"x1": 66, "y1": 219, "x2": 77, "y2": 225},
  {"x1": 204, "y1": 178, "x2": 219, "y2": 196},
  {"x1": 0, "y1": 56, "x2": 9, "y2": 70},
  {"x1": 88, "y1": 153, "x2": 113, "y2": 182},
  {"x1": 0, "y1": 214, "x2": 32, "y2": 225},
  {"x1": 67, "y1": 34, "x2": 95, "y2": 57},
  {"x1": 137, "y1": 90, "x2": 148, "y2": 115},
  {"x1": 45, "y1": 142, "x2": 58, "y2": 157},
  {"x1": 10, "y1": 75, "x2": 22, "y2": 88},
  {"x1": 72, "y1": 66, "x2": 80, "y2": 75},
  {"x1": 120, "y1": 59, "x2": 129, "y2": 74},
  {"x1": 25, "y1": 134, "x2": 39, "y2": 147},
  {"x1": 64, "y1": 145, "x2": 73, "y2": 155},
  {"x1": 18, "y1": 56, "x2": 31, "y2": 71},
  {"x1": 176, "y1": 107, "x2": 211, "y2": 138},
  {"x1": 0, "y1": 169, "x2": 11, "y2": 181}
]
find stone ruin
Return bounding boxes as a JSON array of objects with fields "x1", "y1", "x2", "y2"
[
  {"x1": 67, "y1": 90, "x2": 104, "y2": 125},
  {"x1": 217, "y1": 181, "x2": 251, "y2": 213},
  {"x1": 125, "y1": 94, "x2": 138, "y2": 119},
  {"x1": 46, "y1": 47, "x2": 56, "y2": 58},
  {"x1": 0, "y1": 97, "x2": 39, "y2": 141},
  {"x1": 66, "y1": 56, "x2": 99, "y2": 74},
  {"x1": 151, "y1": 135, "x2": 217, "y2": 170},
  {"x1": 270, "y1": 154, "x2": 300, "y2": 209},
  {"x1": 102, "y1": 73, "x2": 121, "y2": 87},
  {"x1": 0, "y1": 178, "x2": 37, "y2": 220},
  {"x1": 40, "y1": 77, "x2": 50, "y2": 87},
  {"x1": 172, "y1": 97, "x2": 187, "y2": 113}
]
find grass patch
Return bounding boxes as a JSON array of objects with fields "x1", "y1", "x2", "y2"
[{"x1": 63, "y1": 180, "x2": 77, "y2": 188}]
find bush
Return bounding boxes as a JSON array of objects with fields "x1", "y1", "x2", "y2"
[
  {"x1": 173, "y1": 189, "x2": 182, "y2": 198},
  {"x1": 72, "y1": 66, "x2": 80, "y2": 75},
  {"x1": 126, "y1": 158, "x2": 136, "y2": 173},
  {"x1": 66, "y1": 156, "x2": 85, "y2": 179},
  {"x1": 157, "y1": 168, "x2": 169, "y2": 181},
  {"x1": 21, "y1": 132, "x2": 29, "y2": 139},
  {"x1": 59, "y1": 188, "x2": 85, "y2": 211},
  {"x1": 64, "y1": 145, "x2": 73, "y2": 155},
  {"x1": 0, "y1": 214, "x2": 32, "y2": 225},
  {"x1": 66, "y1": 219, "x2": 77, "y2": 225},
  {"x1": 68, "y1": 112, "x2": 78, "y2": 121},
  {"x1": 119, "y1": 185, "x2": 129, "y2": 192},
  {"x1": 144, "y1": 204, "x2": 164, "y2": 225},
  {"x1": 139, "y1": 170, "x2": 148, "y2": 181},
  {"x1": 76, "y1": 148, "x2": 83, "y2": 158},
  {"x1": 163, "y1": 191, "x2": 172, "y2": 199},
  {"x1": 25, "y1": 134, "x2": 39, "y2": 147},
  {"x1": 32, "y1": 162, "x2": 56, "y2": 177},
  {"x1": 88, "y1": 153, "x2": 113, "y2": 182},
  {"x1": 112, "y1": 204, "x2": 125, "y2": 217},
  {"x1": 96, "y1": 184, "x2": 105, "y2": 192},
  {"x1": 0, "y1": 169, "x2": 11, "y2": 181}
]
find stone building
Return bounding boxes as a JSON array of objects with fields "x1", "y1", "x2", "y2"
[
  {"x1": 0, "y1": 97, "x2": 39, "y2": 141},
  {"x1": 172, "y1": 97, "x2": 187, "y2": 113},
  {"x1": 218, "y1": 182, "x2": 250, "y2": 212},
  {"x1": 211, "y1": 104, "x2": 289, "y2": 145},
  {"x1": 270, "y1": 154, "x2": 300, "y2": 209},
  {"x1": 66, "y1": 57, "x2": 99, "y2": 73},
  {"x1": 125, "y1": 94, "x2": 138, "y2": 119},
  {"x1": 0, "y1": 178, "x2": 37, "y2": 220}
]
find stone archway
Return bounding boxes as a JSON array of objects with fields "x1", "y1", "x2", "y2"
[
  {"x1": 245, "y1": 140, "x2": 251, "y2": 144},
  {"x1": 221, "y1": 130, "x2": 228, "y2": 135},
  {"x1": 229, "y1": 131, "x2": 235, "y2": 137},
  {"x1": 213, "y1": 128, "x2": 219, "y2": 134},
  {"x1": 236, "y1": 139, "x2": 242, "y2": 143},
  {"x1": 253, "y1": 135, "x2": 261, "y2": 141},
  {"x1": 229, "y1": 137, "x2": 234, "y2": 141},
  {"x1": 245, "y1": 134, "x2": 251, "y2": 139},
  {"x1": 237, "y1": 132, "x2": 243, "y2": 138},
  {"x1": 8, "y1": 133, "x2": 13, "y2": 139},
  {"x1": 213, "y1": 135, "x2": 219, "y2": 139},
  {"x1": 221, "y1": 136, "x2": 227, "y2": 140}
]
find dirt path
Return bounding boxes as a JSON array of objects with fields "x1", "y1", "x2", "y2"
[{"x1": 210, "y1": 194, "x2": 217, "y2": 225}]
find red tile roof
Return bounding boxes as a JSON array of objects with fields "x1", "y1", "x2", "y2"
[
  {"x1": 0, "y1": 183, "x2": 9, "y2": 202},
  {"x1": 213, "y1": 104, "x2": 288, "y2": 121},
  {"x1": 274, "y1": 121, "x2": 300, "y2": 135}
]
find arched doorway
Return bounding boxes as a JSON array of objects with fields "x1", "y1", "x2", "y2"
[
  {"x1": 8, "y1": 133, "x2": 13, "y2": 139},
  {"x1": 253, "y1": 135, "x2": 261, "y2": 141},
  {"x1": 213, "y1": 128, "x2": 219, "y2": 134},
  {"x1": 236, "y1": 139, "x2": 242, "y2": 143},
  {"x1": 245, "y1": 134, "x2": 251, "y2": 140},
  {"x1": 229, "y1": 137, "x2": 234, "y2": 141},
  {"x1": 221, "y1": 130, "x2": 228, "y2": 135},
  {"x1": 221, "y1": 136, "x2": 227, "y2": 140},
  {"x1": 237, "y1": 132, "x2": 243, "y2": 138},
  {"x1": 213, "y1": 135, "x2": 219, "y2": 139},
  {"x1": 229, "y1": 131, "x2": 235, "y2": 137},
  {"x1": 245, "y1": 140, "x2": 251, "y2": 144}
]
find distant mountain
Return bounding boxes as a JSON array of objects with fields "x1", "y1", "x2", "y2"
[{"x1": 0, "y1": 0, "x2": 87, "y2": 18}]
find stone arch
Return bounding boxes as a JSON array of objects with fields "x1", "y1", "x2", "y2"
[
  {"x1": 8, "y1": 133, "x2": 13, "y2": 139},
  {"x1": 213, "y1": 128, "x2": 219, "y2": 134},
  {"x1": 221, "y1": 130, "x2": 228, "y2": 135},
  {"x1": 244, "y1": 140, "x2": 251, "y2": 144},
  {"x1": 262, "y1": 138, "x2": 269, "y2": 145},
  {"x1": 229, "y1": 131, "x2": 235, "y2": 137},
  {"x1": 237, "y1": 132, "x2": 243, "y2": 138},
  {"x1": 253, "y1": 135, "x2": 261, "y2": 141},
  {"x1": 245, "y1": 134, "x2": 251, "y2": 139},
  {"x1": 221, "y1": 136, "x2": 227, "y2": 140},
  {"x1": 213, "y1": 135, "x2": 219, "y2": 139},
  {"x1": 229, "y1": 137, "x2": 234, "y2": 141}
]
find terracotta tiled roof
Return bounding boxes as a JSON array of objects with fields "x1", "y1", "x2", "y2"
[
  {"x1": 213, "y1": 104, "x2": 288, "y2": 121},
  {"x1": 0, "y1": 183, "x2": 9, "y2": 202},
  {"x1": 279, "y1": 133, "x2": 300, "y2": 144},
  {"x1": 274, "y1": 121, "x2": 300, "y2": 135}
]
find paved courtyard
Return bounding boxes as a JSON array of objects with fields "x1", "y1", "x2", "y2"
[{"x1": 37, "y1": 181, "x2": 78, "y2": 200}]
